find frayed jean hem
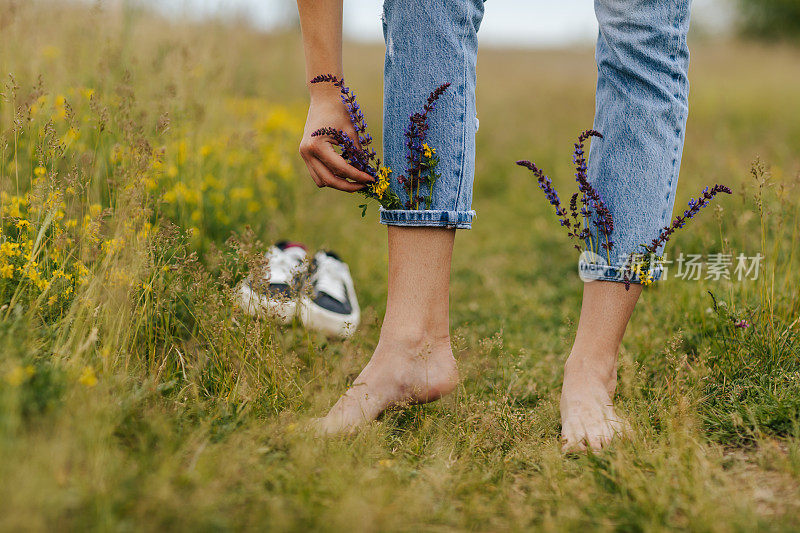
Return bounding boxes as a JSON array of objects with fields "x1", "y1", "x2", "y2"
[
  {"x1": 379, "y1": 208, "x2": 475, "y2": 230},
  {"x1": 578, "y1": 259, "x2": 664, "y2": 285}
]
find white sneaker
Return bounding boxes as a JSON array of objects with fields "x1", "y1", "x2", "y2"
[
  {"x1": 236, "y1": 241, "x2": 308, "y2": 323},
  {"x1": 299, "y1": 250, "x2": 360, "y2": 338}
]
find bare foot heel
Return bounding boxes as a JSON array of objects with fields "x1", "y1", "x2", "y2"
[{"x1": 316, "y1": 335, "x2": 458, "y2": 436}]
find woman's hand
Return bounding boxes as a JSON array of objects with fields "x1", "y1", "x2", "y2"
[
  {"x1": 299, "y1": 87, "x2": 375, "y2": 192},
  {"x1": 295, "y1": 0, "x2": 371, "y2": 192}
]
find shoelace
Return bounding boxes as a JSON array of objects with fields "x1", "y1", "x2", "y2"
[{"x1": 313, "y1": 254, "x2": 348, "y2": 303}]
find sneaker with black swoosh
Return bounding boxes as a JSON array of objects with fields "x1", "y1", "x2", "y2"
[{"x1": 236, "y1": 241, "x2": 307, "y2": 323}]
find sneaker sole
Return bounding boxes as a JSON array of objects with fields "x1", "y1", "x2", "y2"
[
  {"x1": 299, "y1": 296, "x2": 360, "y2": 338},
  {"x1": 299, "y1": 270, "x2": 360, "y2": 338},
  {"x1": 235, "y1": 282, "x2": 296, "y2": 324}
]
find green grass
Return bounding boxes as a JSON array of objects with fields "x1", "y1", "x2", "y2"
[{"x1": 1, "y1": 2, "x2": 800, "y2": 530}]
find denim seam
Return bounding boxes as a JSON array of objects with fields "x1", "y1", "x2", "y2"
[
  {"x1": 453, "y1": 7, "x2": 471, "y2": 213},
  {"x1": 662, "y1": 0, "x2": 687, "y2": 233}
]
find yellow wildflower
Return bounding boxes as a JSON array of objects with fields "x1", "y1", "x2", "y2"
[
  {"x1": 25, "y1": 265, "x2": 46, "y2": 289},
  {"x1": 1, "y1": 242, "x2": 21, "y2": 257},
  {"x1": 63, "y1": 127, "x2": 80, "y2": 144},
  {"x1": 422, "y1": 143, "x2": 435, "y2": 159},
  {"x1": 75, "y1": 262, "x2": 90, "y2": 285},
  {"x1": 101, "y1": 238, "x2": 124, "y2": 256},
  {"x1": 34, "y1": 166, "x2": 47, "y2": 177},
  {"x1": 177, "y1": 140, "x2": 188, "y2": 165},
  {"x1": 0, "y1": 263, "x2": 14, "y2": 278},
  {"x1": 79, "y1": 366, "x2": 98, "y2": 387},
  {"x1": 373, "y1": 166, "x2": 392, "y2": 200},
  {"x1": 5, "y1": 365, "x2": 32, "y2": 387}
]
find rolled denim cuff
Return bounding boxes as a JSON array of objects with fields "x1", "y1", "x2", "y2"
[
  {"x1": 578, "y1": 259, "x2": 664, "y2": 285},
  {"x1": 379, "y1": 208, "x2": 476, "y2": 230}
]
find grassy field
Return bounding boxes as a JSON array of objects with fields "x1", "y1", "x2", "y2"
[{"x1": 2, "y1": 2, "x2": 800, "y2": 530}]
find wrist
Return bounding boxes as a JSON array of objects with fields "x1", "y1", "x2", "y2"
[{"x1": 308, "y1": 79, "x2": 343, "y2": 102}]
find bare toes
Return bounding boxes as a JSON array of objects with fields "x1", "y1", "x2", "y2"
[{"x1": 561, "y1": 438, "x2": 587, "y2": 454}]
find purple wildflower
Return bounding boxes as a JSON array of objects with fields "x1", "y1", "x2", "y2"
[
  {"x1": 401, "y1": 83, "x2": 451, "y2": 209},
  {"x1": 573, "y1": 130, "x2": 614, "y2": 254},
  {"x1": 642, "y1": 184, "x2": 733, "y2": 256},
  {"x1": 734, "y1": 319, "x2": 750, "y2": 329},
  {"x1": 311, "y1": 127, "x2": 374, "y2": 176},
  {"x1": 623, "y1": 183, "x2": 733, "y2": 290},
  {"x1": 517, "y1": 129, "x2": 615, "y2": 259},
  {"x1": 310, "y1": 74, "x2": 375, "y2": 158},
  {"x1": 516, "y1": 160, "x2": 574, "y2": 242}
]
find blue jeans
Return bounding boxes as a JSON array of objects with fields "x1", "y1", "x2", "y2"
[{"x1": 380, "y1": 0, "x2": 692, "y2": 284}]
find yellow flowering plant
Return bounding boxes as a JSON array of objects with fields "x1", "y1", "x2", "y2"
[
  {"x1": 151, "y1": 100, "x2": 303, "y2": 250},
  {"x1": 0, "y1": 190, "x2": 90, "y2": 320}
]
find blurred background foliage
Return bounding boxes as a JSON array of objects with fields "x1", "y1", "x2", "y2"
[{"x1": 737, "y1": 0, "x2": 800, "y2": 40}]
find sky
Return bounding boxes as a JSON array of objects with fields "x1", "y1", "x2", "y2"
[{"x1": 156, "y1": 0, "x2": 733, "y2": 48}]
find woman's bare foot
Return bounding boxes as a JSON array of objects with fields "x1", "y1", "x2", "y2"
[
  {"x1": 316, "y1": 334, "x2": 458, "y2": 435},
  {"x1": 560, "y1": 354, "x2": 628, "y2": 453},
  {"x1": 314, "y1": 226, "x2": 458, "y2": 436},
  {"x1": 559, "y1": 281, "x2": 640, "y2": 453}
]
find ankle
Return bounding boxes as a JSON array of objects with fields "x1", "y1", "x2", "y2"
[
  {"x1": 378, "y1": 322, "x2": 451, "y2": 352},
  {"x1": 379, "y1": 332, "x2": 452, "y2": 361},
  {"x1": 564, "y1": 351, "x2": 617, "y2": 387}
]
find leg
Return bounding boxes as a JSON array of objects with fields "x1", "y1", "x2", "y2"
[
  {"x1": 562, "y1": 0, "x2": 692, "y2": 451},
  {"x1": 317, "y1": 227, "x2": 458, "y2": 434},
  {"x1": 561, "y1": 281, "x2": 640, "y2": 452},
  {"x1": 380, "y1": 0, "x2": 484, "y2": 228},
  {"x1": 318, "y1": 0, "x2": 484, "y2": 434}
]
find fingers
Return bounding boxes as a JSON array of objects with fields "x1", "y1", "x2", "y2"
[
  {"x1": 300, "y1": 134, "x2": 373, "y2": 192},
  {"x1": 307, "y1": 159, "x2": 365, "y2": 193},
  {"x1": 314, "y1": 142, "x2": 375, "y2": 184},
  {"x1": 306, "y1": 163, "x2": 325, "y2": 189}
]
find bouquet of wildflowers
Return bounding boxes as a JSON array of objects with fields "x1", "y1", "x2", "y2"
[
  {"x1": 517, "y1": 130, "x2": 615, "y2": 264},
  {"x1": 517, "y1": 129, "x2": 732, "y2": 289},
  {"x1": 310, "y1": 75, "x2": 449, "y2": 215}
]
